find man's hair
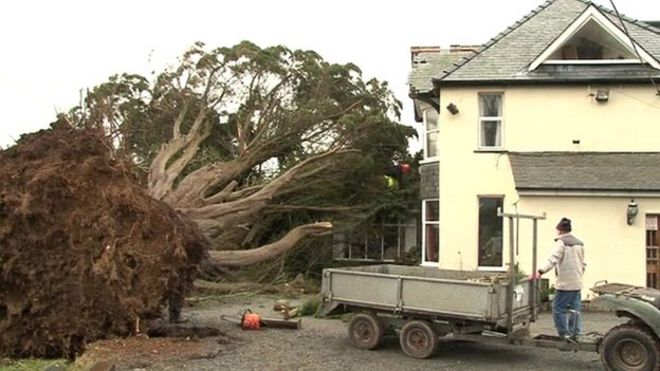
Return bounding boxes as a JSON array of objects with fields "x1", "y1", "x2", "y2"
[{"x1": 556, "y1": 217, "x2": 572, "y2": 232}]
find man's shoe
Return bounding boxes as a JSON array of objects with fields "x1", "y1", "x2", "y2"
[
  {"x1": 560, "y1": 334, "x2": 577, "y2": 344},
  {"x1": 573, "y1": 333, "x2": 600, "y2": 344}
]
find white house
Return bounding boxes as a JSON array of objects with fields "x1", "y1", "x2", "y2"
[{"x1": 409, "y1": 0, "x2": 660, "y2": 297}]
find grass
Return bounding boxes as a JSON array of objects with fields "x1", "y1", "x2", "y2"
[{"x1": 0, "y1": 358, "x2": 68, "y2": 371}]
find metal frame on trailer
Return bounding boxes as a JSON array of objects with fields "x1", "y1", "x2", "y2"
[{"x1": 498, "y1": 208, "x2": 545, "y2": 339}]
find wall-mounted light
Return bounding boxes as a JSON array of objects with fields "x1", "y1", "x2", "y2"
[
  {"x1": 595, "y1": 89, "x2": 609, "y2": 103},
  {"x1": 627, "y1": 199, "x2": 639, "y2": 225},
  {"x1": 446, "y1": 103, "x2": 459, "y2": 115}
]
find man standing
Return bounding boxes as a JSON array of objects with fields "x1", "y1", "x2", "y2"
[{"x1": 536, "y1": 217, "x2": 586, "y2": 340}]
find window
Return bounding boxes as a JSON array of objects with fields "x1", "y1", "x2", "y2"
[
  {"x1": 478, "y1": 93, "x2": 503, "y2": 149},
  {"x1": 422, "y1": 200, "x2": 439, "y2": 263},
  {"x1": 478, "y1": 197, "x2": 504, "y2": 268},
  {"x1": 424, "y1": 110, "x2": 439, "y2": 159},
  {"x1": 549, "y1": 19, "x2": 637, "y2": 60}
]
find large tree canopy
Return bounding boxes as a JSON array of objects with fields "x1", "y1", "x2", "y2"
[{"x1": 67, "y1": 41, "x2": 415, "y2": 267}]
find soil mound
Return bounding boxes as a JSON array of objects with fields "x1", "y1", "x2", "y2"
[{"x1": 0, "y1": 123, "x2": 208, "y2": 358}]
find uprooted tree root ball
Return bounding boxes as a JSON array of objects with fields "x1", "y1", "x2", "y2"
[{"x1": 0, "y1": 123, "x2": 208, "y2": 358}]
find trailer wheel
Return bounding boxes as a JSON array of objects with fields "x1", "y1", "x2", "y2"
[
  {"x1": 600, "y1": 323, "x2": 660, "y2": 371},
  {"x1": 347, "y1": 312, "x2": 384, "y2": 350},
  {"x1": 399, "y1": 320, "x2": 438, "y2": 359}
]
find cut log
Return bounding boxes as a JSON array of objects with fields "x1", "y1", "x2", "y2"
[{"x1": 260, "y1": 317, "x2": 302, "y2": 330}]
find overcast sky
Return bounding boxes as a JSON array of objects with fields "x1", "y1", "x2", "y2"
[{"x1": 1, "y1": 0, "x2": 659, "y2": 150}]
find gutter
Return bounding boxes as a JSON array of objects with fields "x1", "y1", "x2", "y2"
[
  {"x1": 433, "y1": 77, "x2": 660, "y2": 87},
  {"x1": 409, "y1": 90, "x2": 440, "y2": 115},
  {"x1": 517, "y1": 189, "x2": 660, "y2": 198}
]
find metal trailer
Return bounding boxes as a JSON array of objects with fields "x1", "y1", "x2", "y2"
[{"x1": 320, "y1": 210, "x2": 660, "y2": 370}]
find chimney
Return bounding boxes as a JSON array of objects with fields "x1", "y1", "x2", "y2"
[{"x1": 410, "y1": 46, "x2": 441, "y2": 66}]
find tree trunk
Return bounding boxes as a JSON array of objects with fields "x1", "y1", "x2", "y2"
[{"x1": 150, "y1": 129, "x2": 347, "y2": 267}]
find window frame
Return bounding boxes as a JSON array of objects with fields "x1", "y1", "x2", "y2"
[
  {"x1": 476, "y1": 195, "x2": 505, "y2": 270},
  {"x1": 477, "y1": 92, "x2": 504, "y2": 150},
  {"x1": 423, "y1": 109, "x2": 439, "y2": 161},
  {"x1": 421, "y1": 199, "x2": 440, "y2": 266}
]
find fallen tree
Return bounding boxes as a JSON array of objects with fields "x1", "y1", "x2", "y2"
[
  {"x1": 0, "y1": 41, "x2": 414, "y2": 358},
  {"x1": 73, "y1": 41, "x2": 414, "y2": 269}
]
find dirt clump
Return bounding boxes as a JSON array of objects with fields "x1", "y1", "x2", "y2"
[
  {"x1": 76, "y1": 336, "x2": 226, "y2": 369},
  {"x1": 0, "y1": 123, "x2": 208, "y2": 358}
]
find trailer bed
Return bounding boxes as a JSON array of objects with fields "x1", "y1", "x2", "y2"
[{"x1": 321, "y1": 264, "x2": 534, "y2": 326}]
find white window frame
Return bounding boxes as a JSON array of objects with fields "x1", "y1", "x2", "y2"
[
  {"x1": 477, "y1": 92, "x2": 504, "y2": 150},
  {"x1": 476, "y1": 195, "x2": 506, "y2": 271},
  {"x1": 423, "y1": 110, "x2": 439, "y2": 161},
  {"x1": 421, "y1": 199, "x2": 440, "y2": 266}
]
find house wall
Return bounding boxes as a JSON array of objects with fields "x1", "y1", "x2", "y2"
[
  {"x1": 436, "y1": 84, "x2": 660, "y2": 294},
  {"x1": 505, "y1": 196, "x2": 660, "y2": 299},
  {"x1": 440, "y1": 85, "x2": 660, "y2": 152}
]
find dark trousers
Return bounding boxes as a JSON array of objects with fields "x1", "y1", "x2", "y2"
[{"x1": 168, "y1": 293, "x2": 184, "y2": 323}]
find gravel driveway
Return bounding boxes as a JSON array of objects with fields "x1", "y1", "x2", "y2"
[{"x1": 105, "y1": 294, "x2": 626, "y2": 371}]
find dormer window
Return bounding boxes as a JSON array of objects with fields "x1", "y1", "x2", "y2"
[
  {"x1": 528, "y1": 5, "x2": 660, "y2": 71},
  {"x1": 549, "y1": 19, "x2": 636, "y2": 61}
]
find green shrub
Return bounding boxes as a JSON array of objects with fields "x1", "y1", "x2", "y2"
[{"x1": 300, "y1": 297, "x2": 320, "y2": 317}]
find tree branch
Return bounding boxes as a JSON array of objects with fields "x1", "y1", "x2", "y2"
[
  {"x1": 202, "y1": 180, "x2": 238, "y2": 205},
  {"x1": 226, "y1": 184, "x2": 264, "y2": 202},
  {"x1": 184, "y1": 148, "x2": 356, "y2": 220},
  {"x1": 266, "y1": 205, "x2": 360, "y2": 212},
  {"x1": 207, "y1": 222, "x2": 332, "y2": 266},
  {"x1": 172, "y1": 103, "x2": 190, "y2": 140},
  {"x1": 147, "y1": 115, "x2": 213, "y2": 200},
  {"x1": 164, "y1": 159, "x2": 249, "y2": 207}
]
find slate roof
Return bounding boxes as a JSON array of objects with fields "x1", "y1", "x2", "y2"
[
  {"x1": 409, "y1": 49, "x2": 476, "y2": 93},
  {"x1": 508, "y1": 152, "x2": 660, "y2": 192},
  {"x1": 435, "y1": 0, "x2": 660, "y2": 85}
]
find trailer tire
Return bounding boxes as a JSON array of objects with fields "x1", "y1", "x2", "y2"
[
  {"x1": 399, "y1": 320, "x2": 438, "y2": 359},
  {"x1": 600, "y1": 323, "x2": 660, "y2": 371},
  {"x1": 347, "y1": 312, "x2": 384, "y2": 350}
]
